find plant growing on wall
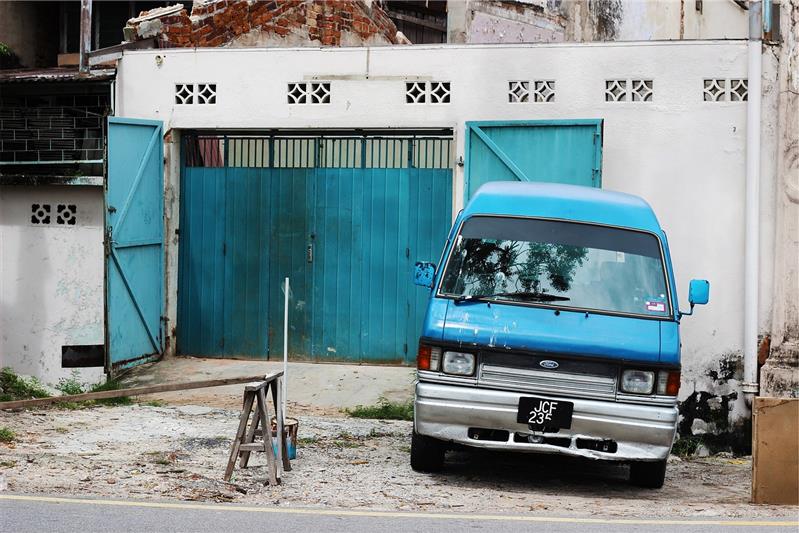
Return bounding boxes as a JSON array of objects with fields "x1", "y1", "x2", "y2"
[{"x1": 0, "y1": 42, "x2": 20, "y2": 69}]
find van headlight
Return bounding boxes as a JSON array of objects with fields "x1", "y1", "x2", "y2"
[
  {"x1": 620, "y1": 369, "x2": 655, "y2": 395},
  {"x1": 442, "y1": 351, "x2": 475, "y2": 376}
]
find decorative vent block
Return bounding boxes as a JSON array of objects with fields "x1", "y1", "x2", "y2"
[
  {"x1": 56, "y1": 204, "x2": 77, "y2": 225},
  {"x1": 605, "y1": 79, "x2": 653, "y2": 102},
  {"x1": 533, "y1": 80, "x2": 556, "y2": 102},
  {"x1": 309, "y1": 82, "x2": 331, "y2": 104},
  {"x1": 703, "y1": 79, "x2": 726, "y2": 101},
  {"x1": 605, "y1": 80, "x2": 627, "y2": 102},
  {"x1": 287, "y1": 83, "x2": 307, "y2": 104},
  {"x1": 197, "y1": 83, "x2": 217, "y2": 105},
  {"x1": 406, "y1": 82, "x2": 426, "y2": 104},
  {"x1": 175, "y1": 84, "x2": 194, "y2": 105},
  {"x1": 631, "y1": 79, "x2": 653, "y2": 102},
  {"x1": 31, "y1": 203, "x2": 51, "y2": 224},
  {"x1": 508, "y1": 81, "x2": 530, "y2": 103},
  {"x1": 405, "y1": 81, "x2": 451, "y2": 105},
  {"x1": 703, "y1": 79, "x2": 748, "y2": 102},
  {"x1": 288, "y1": 82, "x2": 331, "y2": 105},
  {"x1": 730, "y1": 79, "x2": 748, "y2": 101},
  {"x1": 430, "y1": 82, "x2": 451, "y2": 104}
]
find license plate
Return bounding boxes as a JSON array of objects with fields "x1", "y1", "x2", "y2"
[{"x1": 516, "y1": 397, "x2": 574, "y2": 430}]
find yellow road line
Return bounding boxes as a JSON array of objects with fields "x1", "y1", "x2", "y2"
[{"x1": 0, "y1": 493, "x2": 796, "y2": 527}]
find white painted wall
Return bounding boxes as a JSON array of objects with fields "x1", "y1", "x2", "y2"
[
  {"x1": 611, "y1": 0, "x2": 748, "y2": 41},
  {"x1": 448, "y1": 0, "x2": 749, "y2": 44},
  {"x1": 115, "y1": 42, "x2": 778, "y2": 422},
  {"x1": 0, "y1": 186, "x2": 105, "y2": 386}
]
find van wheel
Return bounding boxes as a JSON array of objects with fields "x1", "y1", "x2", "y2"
[
  {"x1": 410, "y1": 431, "x2": 445, "y2": 472},
  {"x1": 629, "y1": 459, "x2": 667, "y2": 488}
]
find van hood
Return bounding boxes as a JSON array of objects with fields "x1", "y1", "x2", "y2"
[{"x1": 441, "y1": 300, "x2": 664, "y2": 364}]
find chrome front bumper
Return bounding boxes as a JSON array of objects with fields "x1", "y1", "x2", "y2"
[{"x1": 414, "y1": 381, "x2": 678, "y2": 461}]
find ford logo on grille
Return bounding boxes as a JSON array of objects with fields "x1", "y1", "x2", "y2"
[{"x1": 539, "y1": 360, "x2": 559, "y2": 369}]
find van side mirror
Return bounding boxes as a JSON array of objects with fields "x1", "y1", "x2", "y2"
[
  {"x1": 688, "y1": 279, "x2": 710, "y2": 306},
  {"x1": 681, "y1": 279, "x2": 709, "y2": 317},
  {"x1": 413, "y1": 262, "x2": 436, "y2": 288}
]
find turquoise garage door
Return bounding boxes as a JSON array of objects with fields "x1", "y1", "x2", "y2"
[
  {"x1": 465, "y1": 120, "x2": 603, "y2": 198},
  {"x1": 177, "y1": 132, "x2": 453, "y2": 363}
]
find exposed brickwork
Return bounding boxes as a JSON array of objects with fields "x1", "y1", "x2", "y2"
[{"x1": 125, "y1": 0, "x2": 400, "y2": 48}]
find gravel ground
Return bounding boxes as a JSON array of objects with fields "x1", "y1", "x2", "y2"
[{"x1": 0, "y1": 405, "x2": 795, "y2": 519}]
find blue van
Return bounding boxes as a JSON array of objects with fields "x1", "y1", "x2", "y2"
[{"x1": 411, "y1": 182, "x2": 709, "y2": 488}]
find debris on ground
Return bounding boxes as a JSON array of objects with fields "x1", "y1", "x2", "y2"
[{"x1": 0, "y1": 404, "x2": 794, "y2": 518}]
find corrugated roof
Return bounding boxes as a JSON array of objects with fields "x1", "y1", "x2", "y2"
[{"x1": 0, "y1": 67, "x2": 115, "y2": 83}]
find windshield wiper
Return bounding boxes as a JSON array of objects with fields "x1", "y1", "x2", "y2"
[
  {"x1": 453, "y1": 291, "x2": 570, "y2": 304},
  {"x1": 454, "y1": 293, "x2": 499, "y2": 303},
  {"x1": 503, "y1": 291, "x2": 571, "y2": 302}
]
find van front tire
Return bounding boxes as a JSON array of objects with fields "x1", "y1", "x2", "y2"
[
  {"x1": 629, "y1": 459, "x2": 667, "y2": 488},
  {"x1": 410, "y1": 431, "x2": 445, "y2": 472}
]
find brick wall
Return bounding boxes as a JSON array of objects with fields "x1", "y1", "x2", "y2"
[{"x1": 125, "y1": 0, "x2": 400, "y2": 48}]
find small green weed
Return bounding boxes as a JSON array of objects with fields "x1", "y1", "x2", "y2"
[
  {"x1": 53, "y1": 401, "x2": 85, "y2": 410},
  {"x1": 56, "y1": 371, "x2": 85, "y2": 396},
  {"x1": 0, "y1": 460, "x2": 17, "y2": 468},
  {"x1": 89, "y1": 379, "x2": 132, "y2": 406},
  {"x1": 54, "y1": 427, "x2": 69, "y2": 434},
  {"x1": 140, "y1": 400, "x2": 166, "y2": 407},
  {"x1": 330, "y1": 431, "x2": 363, "y2": 448},
  {"x1": 672, "y1": 436, "x2": 703, "y2": 458},
  {"x1": 0, "y1": 427, "x2": 16, "y2": 443},
  {"x1": 0, "y1": 367, "x2": 50, "y2": 402},
  {"x1": 297, "y1": 436, "x2": 319, "y2": 446},
  {"x1": 346, "y1": 397, "x2": 413, "y2": 421},
  {"x1": 51, "y1": 377, "x2": 131, "y2": 409},
  {"x1": 333, "y1": 440, "x2": 363, "y2": 449}
]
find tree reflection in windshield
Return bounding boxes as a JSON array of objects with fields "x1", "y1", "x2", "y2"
[
  {"x1": 442, "y1": 239, "x2": 587, "y2": 297},
  {"x1": 438, "y1": 216, "x2": 671, "y2": 317}
]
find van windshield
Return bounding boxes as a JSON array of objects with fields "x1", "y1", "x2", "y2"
[{"x1": 439, "y1": 216, "x2": 671, "y2": 317}]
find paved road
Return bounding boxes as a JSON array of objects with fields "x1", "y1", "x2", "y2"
[{"x1": 1, "y1": 494, "x2": 796, "y2": 533}]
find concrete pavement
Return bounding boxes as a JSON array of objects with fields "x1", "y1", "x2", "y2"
[
  {"x1": 1, "y1": 494, "x2": 796, "y2": 533},
  {"x1": 122, "y1": 356, "x2": 415, "y2": 413}
]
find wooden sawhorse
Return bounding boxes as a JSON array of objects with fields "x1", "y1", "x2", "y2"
[{"x1": 223, "y1": 372, "x2": 291, "y2": 485}]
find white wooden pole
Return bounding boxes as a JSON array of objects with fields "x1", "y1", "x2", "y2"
[{"x1": 283, "y1": 277, "x2": 289, "y2": 417}]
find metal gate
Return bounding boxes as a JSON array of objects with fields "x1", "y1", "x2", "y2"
[
  {"x1": 465, "y1": 120, "x2": 603, "y2": 198},
  {"x1": 106, "y1": 118, "x2": 165, "y2": 371},
  {"x1": 177, "y1": 131, "x2": 453, "y2": 363}
]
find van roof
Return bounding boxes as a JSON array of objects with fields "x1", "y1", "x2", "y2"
[{"x1": 463, "y1": 182, "x2": 662, "y2": 233}]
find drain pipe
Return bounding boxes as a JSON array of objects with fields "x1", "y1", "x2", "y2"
[{"x1": 743, "y1": 0, "x2": 763, "y2": 403}]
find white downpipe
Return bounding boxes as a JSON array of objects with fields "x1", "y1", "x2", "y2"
[
  {"x1": 743, "y1": 0, "x2": 763, "y2": 400},
  {"x1": 283, "y1": 277, "x2": 289, "y2": 417}
]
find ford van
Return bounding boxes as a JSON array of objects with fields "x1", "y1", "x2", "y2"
[{"x1": 411, "y1": 182, "x2": 709, "y2": 488}]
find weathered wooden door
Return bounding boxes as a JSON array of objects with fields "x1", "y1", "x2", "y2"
[
  {"x1": 465, "y1": 120, "x2": 603, "y2": 198},
  {"x1": 106, "y1": 118, "x2": 164, "y2": 371}
]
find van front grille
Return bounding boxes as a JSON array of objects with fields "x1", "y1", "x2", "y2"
[{"x1": 478, "y1": 364, "x2": 617, "y2": 400}]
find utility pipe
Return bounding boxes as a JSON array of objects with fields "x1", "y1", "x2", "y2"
[
  {"x1": 79, "y1": 0, "x2": 92, "y2": 73},
  {"x1": 743, "y1": 0, "x2": 763, "y2": 401}
]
